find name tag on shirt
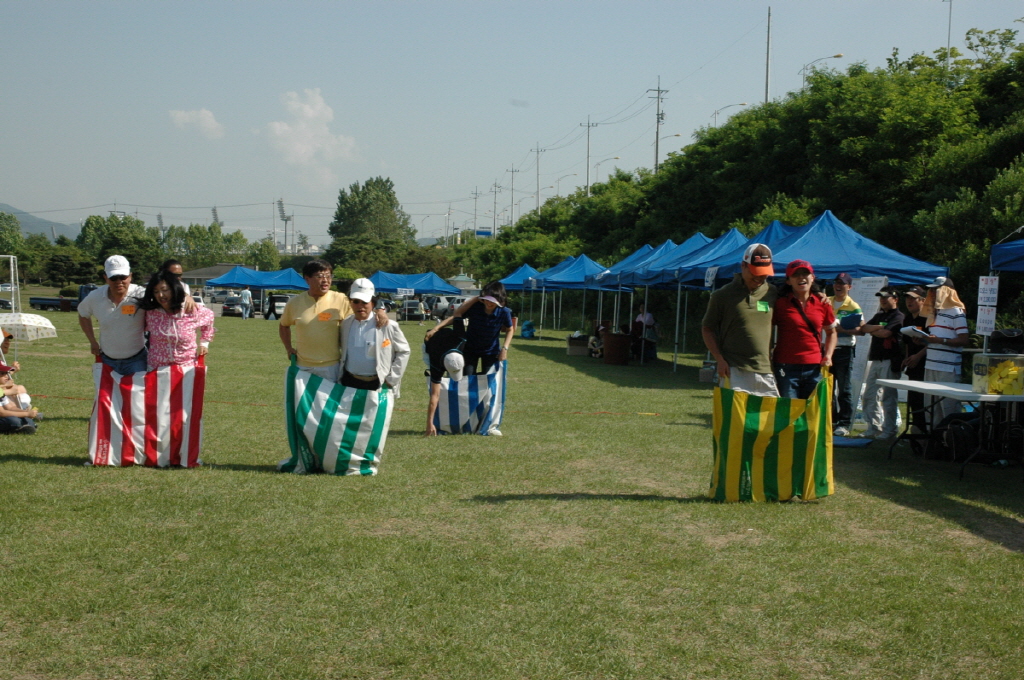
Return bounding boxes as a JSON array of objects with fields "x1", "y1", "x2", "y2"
[
  {"x1": 317, "y1": 311, "x2": 332, "y2": 321},
  {"x1": 757, "y1": 301, "x2": 770, "y2": 313},
  {"x1": 121, "y1": 305, "x2": 136, "y2": 315}
]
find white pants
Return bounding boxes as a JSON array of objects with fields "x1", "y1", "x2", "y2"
[
  {"x1": 924, "y1": 367, "x2": 961, "y2": 427},
  {"x1": 726, "y1": 367, "x2": 780, "y2": 398},
  {"x1": 299, "y1": 364, "x2": 340, "y2": 383},
  {"x1": 861, "y1": 360, "x2": 899, "y2": 437}
]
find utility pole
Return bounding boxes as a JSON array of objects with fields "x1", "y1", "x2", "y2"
[
  {"x1": 491, "y1": 181, "x2": 500, "y2": 236},
  {"x1": 507, "y1": 166, "x2": 519, "y2": 227},
  {"x1": 471, "y1": 186, "x2": 482, "y2": 233},
  {"x1": 581, "y1": 116, "x2": 598, "y2": 196},
  {"x1": 765, "y1": 7, "x2": 772, "y2": 104},
  {"x1": 649, "y1": 77, "x2": 668, "y2": 172},
  {"x1": 531, "y1": 143, "x2": 545, "y2": 211}
]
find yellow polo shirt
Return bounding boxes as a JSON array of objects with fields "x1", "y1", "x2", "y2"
[{"x1": 280, "y1": 290, "x2": 353, "y2": 367}]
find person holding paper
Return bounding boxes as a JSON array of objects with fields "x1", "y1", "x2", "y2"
[
  {"x1": 900, "y1": 286, "x2": 929, "y2": 434},
  {"x1": 920, "y1": 276, "x2": 970, "y2": 425},
  {"x1": 858, "y1": 287, "x2": 905, "y2": 439},
  {"x1": 829, "y1": 273, "x2": 862, "y2": 436}
]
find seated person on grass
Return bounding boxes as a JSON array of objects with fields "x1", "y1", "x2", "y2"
[{"x1": 0, "y1": 362, "x2": 39, "y2": 435}]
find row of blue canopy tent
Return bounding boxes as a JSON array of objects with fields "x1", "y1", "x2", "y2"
[{"x1": 499, "y1": 211, "x2": 948, "y2": 369}]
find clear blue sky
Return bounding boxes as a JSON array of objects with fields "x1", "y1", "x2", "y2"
[{"x1": 2, "y1": 1, "x2": 1021, "y2": 245}]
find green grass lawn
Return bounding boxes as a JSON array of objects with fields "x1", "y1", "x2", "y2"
[{"x1": 2, "y1": 292, "x2": 1024, "y2": 679}]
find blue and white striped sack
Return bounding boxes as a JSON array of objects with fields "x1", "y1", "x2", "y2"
[{"x1": 431, "y1": 360, "x2": 507, "y2": 435}]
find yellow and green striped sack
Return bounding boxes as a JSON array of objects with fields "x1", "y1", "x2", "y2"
[{"x1": 708, "y1": 374, "x2": 834, "y2": 502}]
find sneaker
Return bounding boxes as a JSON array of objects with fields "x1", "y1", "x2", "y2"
[
  {"x1": 14, "y1": 424, "x2": 35, "y2": 434},
  {"x1": 834, "y1": 426, "x2": 850, "y2": 437},
  {"x1": 487, "y1": 428, "x2": 503, "y2": 437},
  {"x1": 859, "y1": 430, "x2": 880, "y2": 439}
]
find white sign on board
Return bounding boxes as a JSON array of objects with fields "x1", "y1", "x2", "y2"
[
  {"x1": 978, "y1": 276, "x2": 999, "y2": 307},
  {"x1": 976, "y1": 305, "x2": 997, "y2": 336},
  {"x1": 397, "y1": 288, "x2": 415, "y2": 297},
  {"x1": 704, "y1": 266, "x2": 719, "y2": 289}
]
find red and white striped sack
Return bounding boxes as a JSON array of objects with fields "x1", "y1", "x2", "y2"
[{"x1": 88, "y1": 359, "x2": 206, "y2": 468}]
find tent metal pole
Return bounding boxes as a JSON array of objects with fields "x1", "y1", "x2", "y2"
[
  {"x1": 640, "y1": 286, "x2": 649, "y2": 365},
  {"x1": 540, "y1": 287, "x2": 546, "y2": 339},
  {"x1": 674, "y1": 282, "x2": 682, "y2": 372},
  {"x1": 683, "y1": 290, "x2": 689, "y2": 354},
  {"x1": 581, "y1": 288, "x2": 586, "y2": 331}
]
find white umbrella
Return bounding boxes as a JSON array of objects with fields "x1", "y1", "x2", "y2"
[{"x1": 0, "y1": 313, "x2": 58, "y2": 342}]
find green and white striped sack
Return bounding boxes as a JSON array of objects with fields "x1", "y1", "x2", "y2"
[{"x1": 279, "y1": 357, "x2": 394, "y2": 475}]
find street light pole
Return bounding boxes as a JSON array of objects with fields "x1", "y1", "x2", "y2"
[
  {"x1": 593, "y1": 157, "x2": 620, "y2": 184},
  {"x1": 800, "y1": 54, "x2": 843, "y2": 89},
  {"x1": 555, "y1": 173, "x2": 577, "y2": 197},
  {"x1": 711, "y1": 103, "x2": 748, "y2": 128},
  {"x1": 656, "y1": 134, "x2": 681, "y2": 171}
]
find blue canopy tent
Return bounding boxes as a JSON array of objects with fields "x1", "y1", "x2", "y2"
[
  {"x1": 368, "y1": 271, "x2": 461, "y2": 295},
  {"x1": 583, "y1": 240, "x2": 679, "y2": 354},
  {"x1": 991, "y1": 240, "x2": 1024, "y2": 272},
  {"x1": 206, "y1": 266, "x2": 307, "y2": 290},
  {"x1": 677, "y1": 212, "x2": 947, "y2": 288},
  {"x1": 498, "y1": 263, "x2": 541, "y2": 291},
  {"x1": 526, "y1": 255, "x2": 618, "y2": 335},
  {"x1": 205, "y1": 266, "x2": 309, "y2": 320}
]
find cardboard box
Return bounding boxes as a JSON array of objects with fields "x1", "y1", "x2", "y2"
[{"x1": 567, "y1": 336, "x2": 589, "y2": 356}]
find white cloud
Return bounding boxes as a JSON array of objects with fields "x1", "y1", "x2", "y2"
[
  {"x1": 169, "y1": 108, "x2": 225, "y2": 139},
  {"x1": 267, "y1": 88, "x2": 355, "y2": 188}
]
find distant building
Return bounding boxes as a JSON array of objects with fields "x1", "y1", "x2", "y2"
[{"x1": 447, "y1": 273, "x2": 478, "y2": 295}]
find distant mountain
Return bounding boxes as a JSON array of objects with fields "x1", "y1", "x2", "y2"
[{"x1": 0, "y1": 203, "x2": 79, "y2": 241}]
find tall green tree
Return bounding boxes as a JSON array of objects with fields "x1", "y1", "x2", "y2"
[
  {"x1": 328, "y1": 177, "x2": 415, "y2": 244},
  {"x1": 247, "y1": 238, "x2": 281, "y2": 272},
  {"x1": 0, "y1": 212, "x2": 24, "y2": 255}
]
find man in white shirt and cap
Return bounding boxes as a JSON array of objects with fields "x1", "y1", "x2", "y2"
[
  {"x1": 77, "y1": 255, "x2": 149, "y2": 374},
  {"x1": 338, "y1": 278, "x2": 410, "y2": 395}
]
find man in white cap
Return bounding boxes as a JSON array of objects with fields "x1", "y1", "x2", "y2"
[
  {"x1": 701, "y1": 243, "x2": 780, "y2": 397},
  {"x1": 337, "y1": 278, "x2": 410, "y2": 394},
  {"x1": 423, "y1": 320, "x2": 467, "y2": 436},
  {"x1": 77, "y1": 255, "x2": 149, "y2": 374}
]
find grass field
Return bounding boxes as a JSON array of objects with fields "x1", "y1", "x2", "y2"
[{"x1": 2, "y1": 289, "x2": 1024, "y2": 679}]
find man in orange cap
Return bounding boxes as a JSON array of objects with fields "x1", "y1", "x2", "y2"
[{"x1": 702, "y1": 243, "x2": 779, "y2": 397}]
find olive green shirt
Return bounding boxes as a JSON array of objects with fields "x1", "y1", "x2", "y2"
[{"x1": 702, "y1": 273, "x2": 778, "y2": 373}]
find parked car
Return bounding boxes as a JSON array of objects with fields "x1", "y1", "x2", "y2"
[
  {"x1": 209, "y1": 290, "x2": 234, "y2": 304},
  {"x1": 221, "y1": 296, "x2": 244, "y2": 317},
  {"x1": 264, "y1": 293, "x2": 293, "y2": 320},
  {"x1": 427, "y1": 296, "x2": 452, "y2": 318},
  {"x1": 0, "y1": 283, "x2": 12, "y2": 292},
  {"x1": 399, "y1": 299, "x2": 428, "y2": 321},
  {"x1": 0, "y1": 298, "x2": 11, "y2": 310},
  {"x1": 443, "y1": 295, "x2": 471, "y2": 318}
]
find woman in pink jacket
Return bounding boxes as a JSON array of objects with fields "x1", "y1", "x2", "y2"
[{"x1": 139, "y1": 270, "x2": 215, "y2": 370}]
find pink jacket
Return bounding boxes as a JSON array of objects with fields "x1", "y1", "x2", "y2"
[{"x1": 145, "y1": 306, "x2": 216, "y2": 369}]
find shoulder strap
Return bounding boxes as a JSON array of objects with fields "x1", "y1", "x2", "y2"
[{"x1": 791, "y1": 296, "x2": 824, "y2": 358}]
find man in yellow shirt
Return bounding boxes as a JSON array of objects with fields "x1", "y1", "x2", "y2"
[
  {"x1": 279, "y1": 260, "x2": 387, "y2": 382},
  {"x1": 829, "y1": 273, "x2": 863, "y2": 436}
]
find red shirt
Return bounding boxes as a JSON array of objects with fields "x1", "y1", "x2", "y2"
[{"x1": 773, "y1": 294, "x2": 836, "y2": 365}]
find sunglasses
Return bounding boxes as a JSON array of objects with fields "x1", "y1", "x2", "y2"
[{"x1": 109, "y1": 275, "x2": 129, "y2": 282}]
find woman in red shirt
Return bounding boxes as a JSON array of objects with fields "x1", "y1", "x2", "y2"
[{"x1": 772, "y1": 260, "x2": 838, "y2": 399}]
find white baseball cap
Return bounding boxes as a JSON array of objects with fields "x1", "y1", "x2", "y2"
[
  {"x1": 104, "y1": 255, "x2": 131, "y2": 278},
  {"x1": 443, "y1": 352, "x2": 465, "y2": 381},
  {"x1": 349, "y1": 278, "x2": 375, "y2": 303}
]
